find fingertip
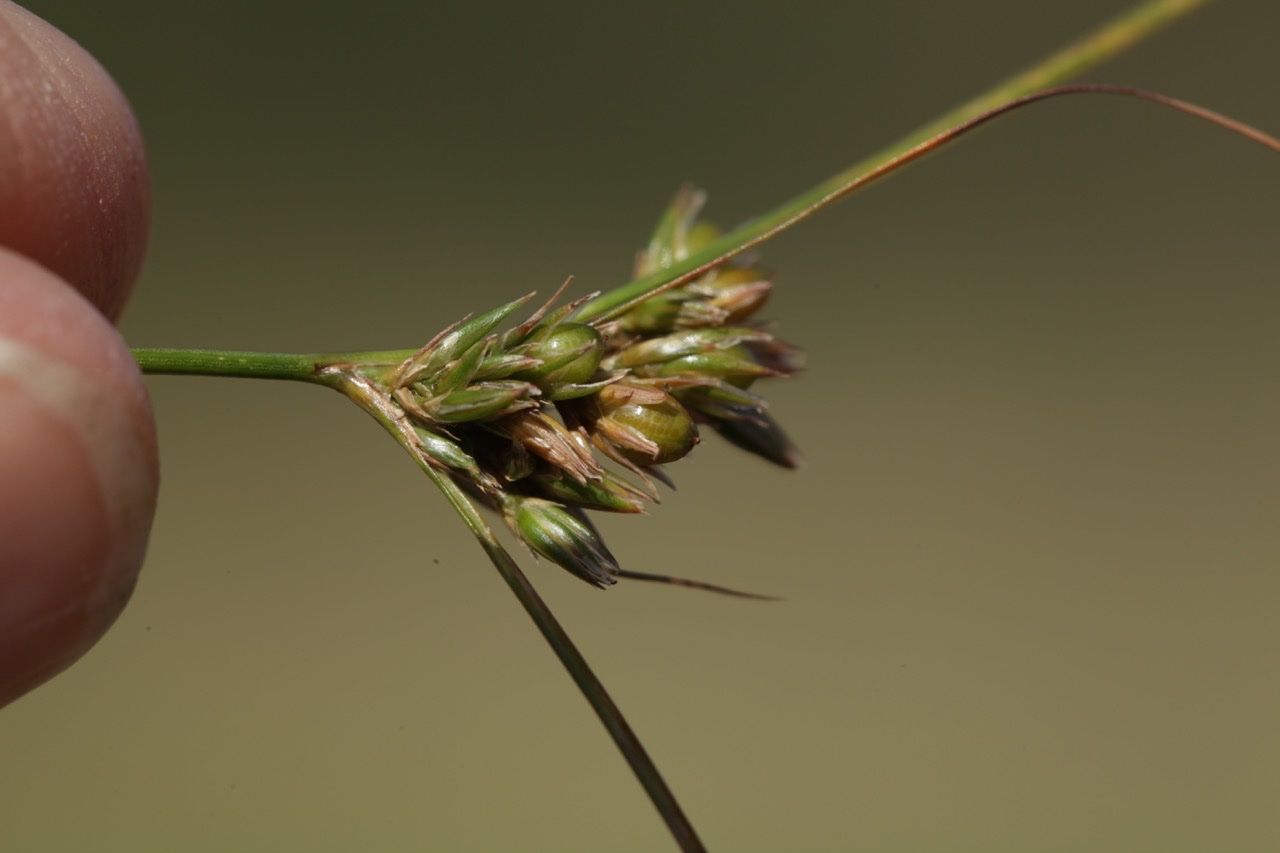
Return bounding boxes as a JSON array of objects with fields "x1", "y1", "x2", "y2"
[
  {"x1": 0, "y1": 1, "x2": 151, "y2": 320},
  {"x1": 0, "y1": 248, "x2": 158, "y2": 706}
]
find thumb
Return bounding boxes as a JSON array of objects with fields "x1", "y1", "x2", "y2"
[{"x1": 0, "y1": 248, "x2": 158, "y2": 706}]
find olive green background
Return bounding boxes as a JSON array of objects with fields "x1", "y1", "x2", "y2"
[{"x1": 4, "y1": 1, "x2": 1278, "y2": 850}]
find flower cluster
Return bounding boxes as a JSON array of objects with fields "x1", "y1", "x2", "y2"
[{"x1": 391, "y1": 186, "x2": 800, "y2": 590}]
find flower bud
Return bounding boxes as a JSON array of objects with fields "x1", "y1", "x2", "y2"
[
  {"x1": 707, "y1": 408, "x2": 803, "y2": 469},
  {"x1": 502, "y1": 496, "x2": 620, "y2": 588}
]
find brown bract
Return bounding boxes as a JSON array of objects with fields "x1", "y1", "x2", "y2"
[{"x1": 0, "y1": 0, "x2": 150, "y2": 320}]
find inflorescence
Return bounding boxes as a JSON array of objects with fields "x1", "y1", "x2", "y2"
[{"x1": 389, "y1": 186, "x2": 801, "y2": 590}]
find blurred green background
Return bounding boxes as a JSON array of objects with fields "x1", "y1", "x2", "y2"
[{"x1": 4, "y1": 1, "x2": 1278, "y2": 850}]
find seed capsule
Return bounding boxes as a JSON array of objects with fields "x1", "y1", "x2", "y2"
[
  {"x1": 515, "y1": 323, "x2": 604, "y2": 388},
  {"x1": 590, "y1": 383, "x2": 699, "y2": 466}
]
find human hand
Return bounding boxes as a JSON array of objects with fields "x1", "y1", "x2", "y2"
[{"x1": 0, "y1": 0, "x2": 157, "y2": 707}]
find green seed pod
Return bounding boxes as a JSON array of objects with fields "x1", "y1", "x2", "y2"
[
  {"x1": 592, "y1": 383, "x2": 699, "y2": 466},
  {"x1": 502, "y1": 495, "x2": 620, "y2": 588},
  {"x1": 514, "y1": 323, "x2": 605, "y2": 387},
  {"x1": 646, "y1": 345, "x2": 775, "y2": 388},
  {"x1": 612, "y1": 327, "x2": 767, "y2": 369}
]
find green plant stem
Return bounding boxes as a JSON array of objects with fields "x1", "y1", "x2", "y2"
[
  {"x1": 575, "y1": 0, "x2": 1212, "y2": 324},
  {"x1": 131, "y1": 348, "x2": 329, "y2": 381},
  {"x1": 131, "y1": 347, "x2": 415, "y2": 382},
  {"x1": 419, "y1": 472, "x2": 707, "y2": 853},
  {"x1": 327, "y1": 369, "x2": 707, "y2": 853}
]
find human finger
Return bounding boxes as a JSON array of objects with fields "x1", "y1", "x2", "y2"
[
  {"x1": 0, "y1": 0, "x2": 150, "y2": 320},
  {"x1": 0, "y1": 247, "x2": 159, "y2": 706}
]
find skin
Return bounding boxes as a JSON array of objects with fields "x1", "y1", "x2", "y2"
[{"x1": 0, "y1": 1, "x2": 157, "y2": 707}]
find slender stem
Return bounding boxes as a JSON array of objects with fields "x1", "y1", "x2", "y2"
[
  {"x1": 576, "y1": 0, "x2": 1213, "y2": 324},
  {"x1": 131, "y1": 347, "x2": 332, "y2": 381},
  {"x1": 594, "y1": 82, "x2": 1278, "y2": 332},
  {"x1": 431, "y1": 474, "x2": 707, "y2": 853},
  {"x1": 132, "y1": 346, "x2": 424, "y2": 381},
  {"x1": 330, "y1": 369, "x2": 706, "y2": 853}
]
